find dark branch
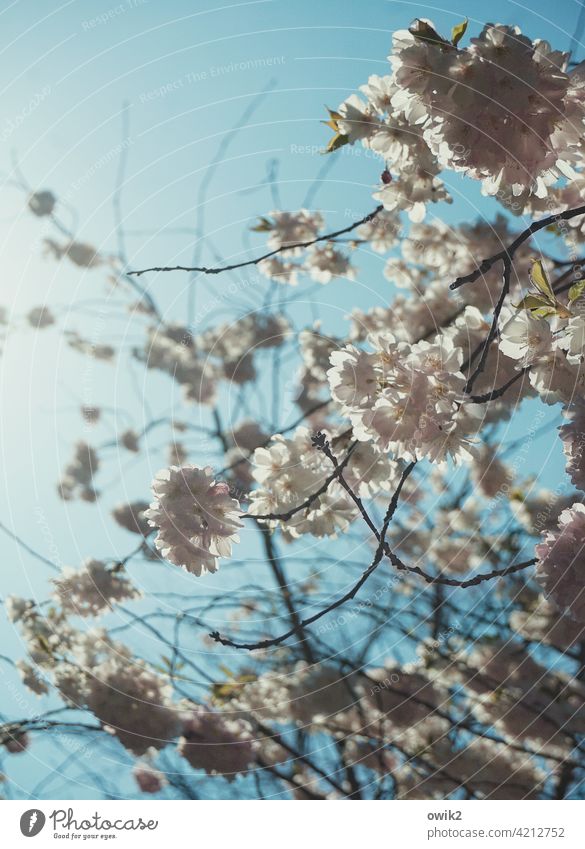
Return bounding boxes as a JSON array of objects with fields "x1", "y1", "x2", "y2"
[
  {"x1": 464, "y1": 256, "x2": 512, "y2": 394},
  {"x1": 209, "y1": 459, "x2": 416, "y2": 651},
  {"x1": 450, "y1": 203, "x2": 585, "y2": 291},
  {"x1": 468, "y1": 367, "x2": 529, "y2": 404},
  {"x1": 389, "y1": 554, "x2": 536, "y2": 589},
  {"x1": 244, "y1": 440, "x2": 358, "y2": 522}
]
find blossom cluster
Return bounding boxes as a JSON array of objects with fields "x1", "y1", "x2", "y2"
[
  {"x1": 331, "y1": 20, "x2": 585, "y2": 216},
  {"x1": 255, "y1": 210, "x2": 357, "y2": 285},
  {"x1": 10, "y1": 14, "x2": 585, "y2": 803},
  {"x1": 328, "y1": 331, "x2": 479, "y2": 464},
  {"x1": 145, "y1": 465, "x2": 243, "y2": 575}
]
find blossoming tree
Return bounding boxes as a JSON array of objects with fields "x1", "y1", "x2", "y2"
[{"x1": 4, "y1": 17, "x2": 585, "y2": 800}]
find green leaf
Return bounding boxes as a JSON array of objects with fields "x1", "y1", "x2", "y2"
[
  {"x1": 321, "y1": 107, "x2": 350, "y2": 154},
  {"x1": 323, "y1": 132, "x2": 349, "y2": 154},
  {"x1": 569, "y1": 279, "x2": 585, "y2": 303},
  {"x1": 451, "y1": 18, "x2": 468, "y2": 46},
  {"x1": 212, "y1": 673, "x2": 257, "y2": 703},
  {"x1": 250, "y1": 216, "x2": 273, "y2": 233},
  {"x1": 516, "y1": 262, "x2": 575, "y2": 318},
  {"x1": 36, "y1": 635, "x2": 53, "y2": 656},
  {"x1": 513, "y1": 294, "x2": 553, "y2": 311},
  {"x1": 529, "y1": 259, "x2": 555, "y2": 302},
  {"x1": 531, "y1": 306, "x2": 562, "y2": 318}
]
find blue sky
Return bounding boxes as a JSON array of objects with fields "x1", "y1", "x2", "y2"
[{"x1": 0, "y1": 0, "x2": 583, "y2": 798}]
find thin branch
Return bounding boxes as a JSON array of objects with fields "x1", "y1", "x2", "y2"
[
  {"x1": 390, "y1": 555, "x2": 537, "y2": 589},
  {"x1": 464, "y1": 256, "x2": 511, "y2": 394},
  {"x1": 318, "y1": 436, "x2": 537, "y2": 590},
  {"x1": 128, "y1": 206, "x2": 383, "y2": 277},
  {"x1": 468, "y1": 366, "x2": 530, "y2": 404},
  {"x1": 0, "y1": 719, "x2": 102, "y2": 744},
  {"x1": 0, "y1": 519, "x2": 60, "y2": 573},
  {"x1": 315, "y1": 432, "x2": 381, "y2": 538},
  {"x1": 245, "y1": 440, "x2": 358, "y2": 522},
  {"x1": 217, "y1": 398, "x2": 331, "y2": 477},
  {"x1": 254, "y1": 720, "x2": 347, "y2": 795},
  {"x1": 450, "y1": 204, "x2": 585, "y2": 291},
  {"x1": 463, "y1": 261, "x2": 578, "y2": 402},
  {"x1": 256, "y1": 523, "x2": 315, "y2": 664},
  {"x1": 209, "y1": 459, "x2": 416, "y2": 651},
  {"x1": 187, "y1": 80, "x2": 277, "y2": 321}
]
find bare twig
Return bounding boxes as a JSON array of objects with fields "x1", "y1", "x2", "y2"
[
  {"x1": 0, "y1": 519, "x2": 60, "y2": 573},
  {"x1": 468, "y1": 366, "x2": 530, "y2": 404},
  {"x1": 318, "y1": 437, "x2": 536, "y2": 590},
  {"x1": 128, "y1": 206, "x2": 383, "y2": 277},
  {"x1": 464, "y1": 256, "x2": 512, "y2": 394},
  {"x1": 209, "y1": 458, "x2": 416, "y2": 651},
  {"x1": 450, "y1": 204, "x2": 585, "y2": 291}
]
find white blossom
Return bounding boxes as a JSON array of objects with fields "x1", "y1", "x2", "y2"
[
  {"x1": 535, "y1": 502, "x2": 585, "y2": 621},
  {"x1": 52, "y1": 559, "x2": 141, "y2": 616},
  {"x1": 145, "y1": 465, "x2": 243, "y2": 575}
]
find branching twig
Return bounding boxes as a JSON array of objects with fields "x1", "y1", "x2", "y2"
[
  {"x1": 450, "y1": 204, "x2": 585, "y2": 291},
  {"x1": 209, "y1": 457, "x2": 416, "y2": 651},
  {"x1": 317, "y1": 435, "x2": 536, "y2": 588},
  {"x1": 463, "y1": 262, "x2": 578, "y2": 401}
]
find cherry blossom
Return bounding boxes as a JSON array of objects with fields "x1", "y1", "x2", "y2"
[{"x1": 535, "y1": 502, "x2": 585, "y2": 621}]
